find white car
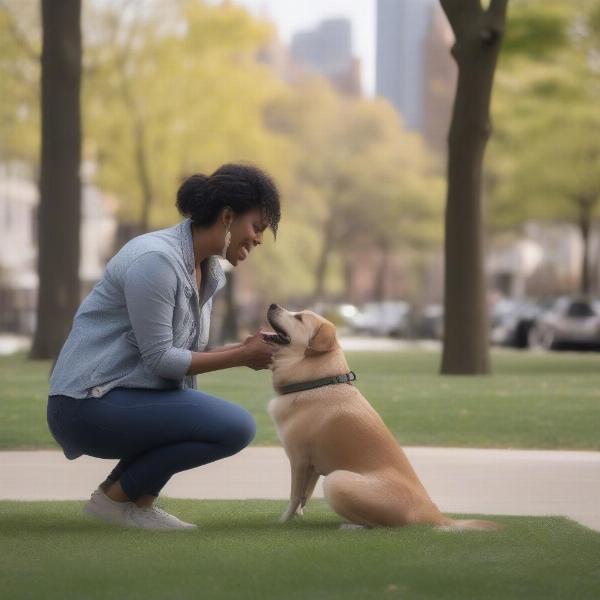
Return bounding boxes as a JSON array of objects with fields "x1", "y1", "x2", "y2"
[
  {"x1": 349, "y1": 301, "x2": 411, "y2": 337},
  {"x1": 528, "y1": 297, "x2": 600, "y2": 350}
]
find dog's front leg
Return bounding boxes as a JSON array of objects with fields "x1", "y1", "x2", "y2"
[
  {"x1": 301, "y1": 469, "x2": 320, "y2": 509},
  {"x1": 280, "y1": 461, "x2": 315, "y2": 523}
]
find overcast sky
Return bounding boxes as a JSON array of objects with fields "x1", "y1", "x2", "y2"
[{"x1": 209, "y1": 0, "x2": 377, "y2": 95}]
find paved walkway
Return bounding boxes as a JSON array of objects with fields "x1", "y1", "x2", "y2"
[{"x1": 1, "y1": 447, "x2": 598, "y2": 532}]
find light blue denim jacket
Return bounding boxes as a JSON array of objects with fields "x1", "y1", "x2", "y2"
[{"x1": 49, "y1": 218, "x2": 227, "y2": 399}]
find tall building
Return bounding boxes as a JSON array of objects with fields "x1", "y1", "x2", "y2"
[
  {"x1": 422, "y1": 5, "x2": 457, "y2": 156},
  {"x1": 290, "y1": 18, "x2": 362, "y2": 96},
  {"x1": 0, "y1": 161, "x2": 118, "y2": 334},
  {"x1": 376, "y1": 0, "x2": 434, "y2": 130}
]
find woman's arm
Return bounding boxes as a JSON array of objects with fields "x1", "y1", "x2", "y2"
[
  {"x1": 205, "y1": 342, "x2": 243, "y2": 353},
  {"x1": 186, "y1": 332, "x2": 275, "y2": 376},
  {"x1": 124, "y1": 252, "x2": 194, "y2": 380},
  {"x1": 186, "y1": 345, "x2": 247, "y2": 375}
]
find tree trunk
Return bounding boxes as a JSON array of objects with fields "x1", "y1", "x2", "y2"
[
  {"x1": 30, "y1": 0, "x2": 82, "y2": 361},
  {"x1": 343, "y1": 256, "x2": 354, "y2": 301},
  {"x1": 440, "y1": 0, "x2": 508, "y2": 375},
  {"x1": 591, "y1": 221, "x2": 600, "y2": 294},
  {"x1": 373, "y1": 243, "x2": 389, "y2": 302},
  {"x1": 220, "y1": 270, "x2": 239, "y2": 343},
  {"x1": 134, "y1": 115, "x2": 154, "y2": 232},
  {"x1": 577, "y1": 195, "x2": 596, "y2": 296},
  {"x1": 312, "y1": 216, "x2": 335, "y2": 303},
  {"x1": 114, "y1": 47, "x2": 154, "y2": 233}
]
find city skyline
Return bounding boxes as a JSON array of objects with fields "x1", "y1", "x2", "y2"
[{"x1": 209, "y1": 0, "x2": 377, "y2": 95}]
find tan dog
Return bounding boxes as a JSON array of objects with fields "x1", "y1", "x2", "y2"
[{"x1": 265, "y1": 304, "x2": 500, "y2": 531}]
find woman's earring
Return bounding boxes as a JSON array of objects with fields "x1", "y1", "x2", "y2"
[{"x1": 221, "y1": 224, "x2": 231, "y2": 259}]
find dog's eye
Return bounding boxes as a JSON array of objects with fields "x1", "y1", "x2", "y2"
[{"x1": 294, "y1": 314, "x2": 303, "y2": 322}]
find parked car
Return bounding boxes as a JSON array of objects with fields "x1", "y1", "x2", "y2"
[
  {"x1": 490, "y1": 298, "x2": 551, "y2": 348},
  {"x1": 527, "y1": 297, "x2": 600, "y2": 350},
  {"x1": 412, "y1": 303, "x2": 444, "y2": 340},
  {"x1": 348, "y1": 301, "x2": 411, "y2": 337},
  {"x1": 307, "y1": 302, "x2": 359, "y2": 333}
]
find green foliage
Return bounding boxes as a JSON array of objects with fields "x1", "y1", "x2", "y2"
[
  {"x1": 264, "y1": 77, "x2": 444, "y2": 300},
  {"x1": 83, "y1": 0, "x2": 285, "y2": 225},
  {"x1": 0, "y1": 1, "x2": 40, "y2": 163},
  {"x1": 500, "y1": 0, "x2": 569, "y2": 60},
  {"x1": 0, "y1": 0, "x2": 445, "y2": 302},
  {"x1": 489, "y1": 0, "x2": 600, "y2": 233}
]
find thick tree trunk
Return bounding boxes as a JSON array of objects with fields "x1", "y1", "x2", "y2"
[
  {"x1": 30, "y1": 0, "x2": 82, "y2": 360},
  {"x1": 440, "y1": 0, "x2": 508, "y2": 374}
]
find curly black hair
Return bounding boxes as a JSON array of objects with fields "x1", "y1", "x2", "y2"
[{"x1": 176, "y1": 163, "x2": 281, "y2": 239}]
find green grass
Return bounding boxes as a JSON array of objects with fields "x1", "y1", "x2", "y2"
[
  {"x1": 2, "y1": 349, "x2": 600, "y2": 450},
  {"x1": 1, "y1": 500, "x2": 599, "y2": 600}
]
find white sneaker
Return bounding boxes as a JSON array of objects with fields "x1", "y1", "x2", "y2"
[
  {"x1": 83, "y1": 487, "x2": 136, "y2": 527},
  {"x1": 127, "y1": 504, "x2": 197, "y2": 531}
]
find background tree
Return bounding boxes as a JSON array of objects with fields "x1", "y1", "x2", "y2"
[
  {"x1": 0, "y1": 1, "x2": 40, "y2": 165},
  {"x1": 264, "y1": 77, "x2": 443, "y2": 305},
  {"x1": 30, "y1": 0, "x2": 82, "y2": 360},
  {"x1": 440, "y1": 0, "x2": 509, "y2": 375},
  {"x1": 1, "y1": 0, "x2": 446, "y2": 341},
  {"x1": 84, "y1": 0, "x2": 286, "y2": 233},
  {"x1": 346, "y1": 109, "x2": 445, "y2": 304},
  {"x1": 488, "y1": 1, "x2": 600, "y2": 296}
]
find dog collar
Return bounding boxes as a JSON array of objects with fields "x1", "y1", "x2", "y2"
[{"x1": 278, "y1": 371, "x2": 357, "y2": 395}]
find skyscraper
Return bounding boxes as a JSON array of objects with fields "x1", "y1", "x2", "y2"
[
  {"x1": 376, "y1": 0, "x2": 435, "y2": 130},
  {"x1": 290, "y1": 18, "x2": 362, "y2": 96},
  {"x1": 422, "y1": 6, "x2": 457, "y2": 156}
]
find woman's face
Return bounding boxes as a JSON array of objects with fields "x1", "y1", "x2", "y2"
[{"x1": 226, "y1": 207, "x2": 268, "y2": 266}]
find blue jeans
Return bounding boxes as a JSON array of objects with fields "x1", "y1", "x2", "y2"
[{"x1": 47, "y1": 387, "x2": 256, "y2": 501}]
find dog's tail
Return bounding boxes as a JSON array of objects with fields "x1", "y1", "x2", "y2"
[{"x1": 435, "y1": 518, "x2": 503, "y2": 532}]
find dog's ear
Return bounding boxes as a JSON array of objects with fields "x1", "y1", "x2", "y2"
[{"x1": 306, "y1": 322, "x2": 338, "y2": 356}]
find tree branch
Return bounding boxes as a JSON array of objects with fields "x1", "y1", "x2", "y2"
[
  {"x1": 482, "y1": 0, "x2": 509, "y2": 44},
  {"x1": 440, "y1": 0, "x2": 482, "y2": 38},
  {"x1": 487, "y1": 0, "x2": 509, "y2": 24},
  {"x1": 0, "y1": 0, "x2": 40, "y2": 61}
]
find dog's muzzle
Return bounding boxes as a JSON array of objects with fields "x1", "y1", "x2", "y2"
[{"x1": 266, "y1": 304, "x2": 291, "y2": 345}]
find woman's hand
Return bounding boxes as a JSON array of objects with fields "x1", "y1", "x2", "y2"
[{"x1": 240, "y1": 331, "x2": 278, "y2": 370}]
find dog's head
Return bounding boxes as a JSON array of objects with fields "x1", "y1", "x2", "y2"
[{"x1": 265, "y1": 304, "x2": 339, "y2": 358}]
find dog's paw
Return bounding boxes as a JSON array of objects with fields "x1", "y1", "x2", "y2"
[
  {"x1": 279, "y1": 509, "x2": 295, "y2": 523},
  {"x1": 279, "y1": 504, "x2": 304, "y2": 523}
]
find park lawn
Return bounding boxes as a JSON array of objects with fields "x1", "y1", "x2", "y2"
[
  {"x1": 1, "y1": 348, "x2": 599, "y2": 450},
  {"x1": 1, "y1": 499, "x2": 599, "y2": 600}
]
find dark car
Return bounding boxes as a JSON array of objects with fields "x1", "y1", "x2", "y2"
[
  {"x1": 527, "y1": 297, "x2": 600, "y2": 351},
  {"x1": 412, "y1": 303, "x2": 444, "y2": 340},
  {"x1": 490, "y1": 298, "x2": 551, "y2": 348}
]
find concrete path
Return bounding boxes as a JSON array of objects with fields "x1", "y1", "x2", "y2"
[{"x1": 1, "y1": 447, "x2": 598, "y2": 532}]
